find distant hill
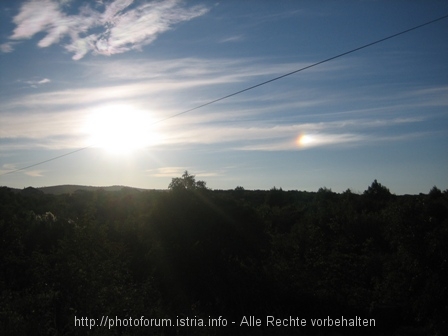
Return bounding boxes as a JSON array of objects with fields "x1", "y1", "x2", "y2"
[{"x1": 21, "y1": 186, "x2": 45, "y2": 196}]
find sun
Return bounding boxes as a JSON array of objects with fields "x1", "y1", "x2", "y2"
[{"x1": 84, "y1": 104, "x2": 160, "y2": 154}]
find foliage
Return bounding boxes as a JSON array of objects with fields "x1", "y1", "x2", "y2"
[
  {"x1": 0, "y1": 179, "x2": 447, "y2": 335},
  {"x1": 168, "y1": 171, "x2": 207, "y2": 191}
]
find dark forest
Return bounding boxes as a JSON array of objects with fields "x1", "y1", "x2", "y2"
[{"x1": 1, "y1": 172, "x2": 447, "y2": 335}]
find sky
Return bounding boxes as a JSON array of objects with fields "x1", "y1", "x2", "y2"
[{"x1": 1, "y1": 0, "x2": 447, "y2": 194}]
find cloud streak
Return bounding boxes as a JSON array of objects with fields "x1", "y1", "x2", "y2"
[
  {"x1": 1, "y1": 50, "x2": 444, "y2": 153},
  {"x1": 147, "y1": 167, "x2": 224, "y2": 178},
  {"x1": 2, "y1": 56, "x2": 342, "y2": 113},
  {"x1": 0, "y1": 42, "x2": 14, "y2": 53},
  {"x1": 219, "y1": 35, "x2": 245, "y2": 43},
  {"x1": 147, "y1": 166, "x2": 187, "y2": 177},
  {"x1": 158, "y1": 117, "x2": 424, "y2": 150},
  {"x1": 25, "y1": 170, "x2": 45, "y2": 177},
  {"x1": 6, "y1": 0, "x2": 209, "y2": 59},
  {"x1": 19, "y1": 77, "x2": 51, "y2": 88}
]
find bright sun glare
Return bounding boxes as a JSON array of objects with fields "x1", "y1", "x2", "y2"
[{"x1": 84, "y1": 104, "x2": 160, "y2": 154}]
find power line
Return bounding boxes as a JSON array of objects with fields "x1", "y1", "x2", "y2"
[
  {"x1": 152, "y1": 13, "x2": 448, "y2": 124},
  {"x1": 2, "y1": 13, "x2": 448, "y2": 177},
  {"x1": 1, "y1": 146, "x2": 93, "y2": 176}
]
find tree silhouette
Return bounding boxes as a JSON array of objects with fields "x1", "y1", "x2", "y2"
[
  {"x1": 168, "y1": 171, "x2": 207, "y2": 191},
  {"x1": 362, "y1": 179, "x2": 392, "y2": 212},
  {"x1": 364, "y1": 179, "x2": 391, "y2": 199}
]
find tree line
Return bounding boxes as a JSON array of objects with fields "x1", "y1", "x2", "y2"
[{"x1": 1, "y1": 173, "x2": 447, "y2": 335}]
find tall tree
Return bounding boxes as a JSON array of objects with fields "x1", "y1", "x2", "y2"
[{"x1": 168, "y1": 171, "x2": 207, "y2": 191}]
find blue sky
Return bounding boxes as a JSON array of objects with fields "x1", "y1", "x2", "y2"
[{"x1": 1, "y1": 0, "x2": 447, "y2": 194}]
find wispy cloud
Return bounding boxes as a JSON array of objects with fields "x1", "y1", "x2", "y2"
[
  {"x1": 7, "y1": 0, "x2": 209, "y2": 60},
  {"x1": 219, "y1": 35, "x2": 244, "y2": 43},
  {"x1": 0, "y1": 108, "x2": 86, "y2": 139},
  {"x1": 147, "y1": 166, "x2": 224, "y2": 178},
  {"x1": 19, "y1": 77, "x2": 51, "y2": 88},
  {"x1": 86, "y1": 56, "x2": 339, "y2": 82},
  {"x1": 3, "y1": 57, "x2": 340, "y2": 112},
  {"x1": 237, "y1": 133, "x2": 366, "y2": 151},
  {"x1": 0, "y1": 42, "x2": 15, "y2": 53},
  {"x1": 0, "y1": 163, "x2": 17, "y2": 175},
  {"x1": 1, "y1": 164, "x2": 46, "y2": 177},
  {"x1": 151, "y1": 116, "x2": 425, "y2": 152},
  {"x1": 37, "y1": 78, "x2": 50, "y2": 84},
  {"x1": 25, "y1": 170, "x2": 45, "y2": 177},
  {"x1": 411, "y1": 86, "x2": 448, "y2": 107},
  {"x1": 146, "y1": 166, "x2": 187, "y2": 177}
]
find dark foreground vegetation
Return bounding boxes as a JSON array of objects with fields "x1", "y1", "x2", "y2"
[{"x1": 1, "y1": 173, "x2": 447, "y2": 335}]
